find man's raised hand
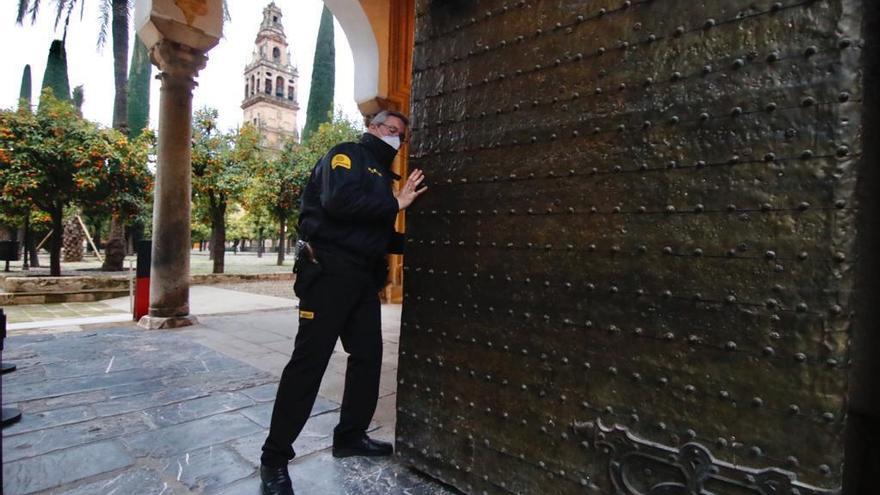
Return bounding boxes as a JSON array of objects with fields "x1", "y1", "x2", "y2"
[{"x1": 396, "y1": 169, "x2": 427, "y2": 210}]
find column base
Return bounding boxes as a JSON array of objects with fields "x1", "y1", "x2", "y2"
[{"x1": 137, "y1": 314, "x2": 199, "y2": 330}]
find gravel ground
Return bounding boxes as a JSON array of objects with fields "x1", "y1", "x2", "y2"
[{"x1": 210, "y1": 279, "x2": 297, "y2": 300}]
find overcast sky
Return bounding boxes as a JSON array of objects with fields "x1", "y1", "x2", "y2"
[{"x1": 0, "y1": 1, "x2": 361, "y2": 133}]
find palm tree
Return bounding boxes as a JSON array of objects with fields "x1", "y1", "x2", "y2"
[
  {"x1": 18, "y1": 1, "x2": 128, "y2": 129},
  {"x1": 17, "y1": 0, "x2": 130, "y2": 270}
]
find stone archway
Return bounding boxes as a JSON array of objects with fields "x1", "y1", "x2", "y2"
[
  {"x1": 134, "y1": 0, "x2": 415, "y2": 325},
  {"x1": 322, "y1": 0, "x2": 416, "y2": 302},
  {"x1": 322, "y1": 0, "x2": 380, "y2": 107}
]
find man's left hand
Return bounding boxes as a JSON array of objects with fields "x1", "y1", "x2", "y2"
[{"x1": 396, "y1": 169, "x2": 427, "y2": 210}]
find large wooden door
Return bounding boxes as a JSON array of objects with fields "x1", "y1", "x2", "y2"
[{"x1": 397, "y1": 0, "x2": 875, "y2": 493}]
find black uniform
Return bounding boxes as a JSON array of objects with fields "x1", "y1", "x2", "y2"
[{"x1": 260, "y1": 133, "x2": 401, "y2": 468}]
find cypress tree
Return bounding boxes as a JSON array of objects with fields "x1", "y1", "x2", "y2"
[
  {"x1": 19, "y1": 65, "x2": 32, "y2": 111},
  {"x1": 40, "y1": 39, "x2": 71, "y2": 106},
  {"x1": 127, "y1": 37, "x2": 151, "y2": 138},
  {"x1": 302, "y1": 6, "x2": 335, "y2": 142}
]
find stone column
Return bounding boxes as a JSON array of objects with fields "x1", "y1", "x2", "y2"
[{"x1": 137, "y1": 41, "x2": 207, "y2": 330}]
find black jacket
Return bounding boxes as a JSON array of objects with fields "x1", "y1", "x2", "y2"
[{"x1": 297, "y1": 133, "x2": 401, "y2": 261}]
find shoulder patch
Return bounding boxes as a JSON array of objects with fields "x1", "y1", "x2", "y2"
[{"x1": 330, "y1": 154, "x2": 352, "y2": 170}]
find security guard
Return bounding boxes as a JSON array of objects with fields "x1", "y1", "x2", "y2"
[{"x1": 260, "y1": 110, "x2": 426, "y2": 495}]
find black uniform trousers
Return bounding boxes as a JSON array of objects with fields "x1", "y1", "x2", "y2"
[{"x1": 260, "y1": 248, "x2": 383, "y2": 468}]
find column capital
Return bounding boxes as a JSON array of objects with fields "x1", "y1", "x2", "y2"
[{"x1": 150, "y1": 40, "x2": 209, "y2": 88}]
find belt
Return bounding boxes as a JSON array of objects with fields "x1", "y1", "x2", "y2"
[{"x1": 308, "y1": 240, "x2": 380, "y2": 270}]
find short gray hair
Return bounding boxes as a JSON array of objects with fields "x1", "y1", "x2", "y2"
[{"x1": 370, "y1": 110, "x2": 409, "y2": 128}]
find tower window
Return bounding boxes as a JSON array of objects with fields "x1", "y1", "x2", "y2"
[
  {"x1": 265, "y1": 79, "x2": 272, "y2": 95},
  {"x1": 245, "y1": 84, "x2": 249, "y2": 98},
  {"x1": 288, "y1": 86, "x2": 294, "y2": 100},
  {"x1": 273, "y1": 47, "x2": 281, "y2": 63},
  {"x1": 273, "y1": 16, "x2": 278, "y2": 23},
  {"x1": 276, "y1": 76, "x2": 284, "y2": 97}
]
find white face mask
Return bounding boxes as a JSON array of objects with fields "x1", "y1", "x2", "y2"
[{"x1": 380, "y1": 135, "x2": 401, "y2": 150}]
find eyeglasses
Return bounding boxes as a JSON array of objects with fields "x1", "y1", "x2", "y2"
[{"x1": 379, "y1": 123, "x2": 407, "y2": 141}]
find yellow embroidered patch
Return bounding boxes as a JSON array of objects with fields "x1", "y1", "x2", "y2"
[
  {"x1": 330, "y1": 154, "x2": 352, "y2": 170},
  {"x1": 299, "y1": 310, "x2": 315, "y2": 320},
  {"x1": 367, "y1": 167, "x2": 383, "y2": 177}
]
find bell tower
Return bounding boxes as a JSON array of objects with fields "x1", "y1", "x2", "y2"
[{"x1": 242, "y1": 2, "x2": 299, "y2": 149}]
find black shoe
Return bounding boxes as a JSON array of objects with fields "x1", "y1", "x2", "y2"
[
  {"x1": 260, "y1": 465, "x2": 294, "y2": 495},
  {"x1": 332, "y1": 435, "x2": 394, "y2": 458}
]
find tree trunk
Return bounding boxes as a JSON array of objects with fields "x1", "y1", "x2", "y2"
[
  {"x1": 208, "y1": 226, "x2": 214, "y2": 260},
  {"x1": 276, "y1": 217, "x2": 286, "y2": 266},
  {"x1": 24, "y1": 212, "x2": 38, "y2": 269},
  {"x1": 111, "y1": 0, "x2": 129, "y2": 132},
  {"x1": 16, "y1": 225, "x2": 25, "y2": 262},
  {"x1": 62, "y1": 214, "x2": 84, "y2": 262},
  {"x1": 4, "y1": 226, "x2": 17, "y2": 272},
  {"x1": 102, "y1": 214, "x2": 126, "y2": 271},
  {"x1": 49, "y1": 207, "x2": 63, "y2": 276},
  {"x1": 91, "y1": 221, "x2": 101, "y2": 250},
  {"x1": 129, "y1": 221, "x2": 144, "y2": 254},
  {"x1": 257, "y1": 227, "x2": 264, "y2": 258},
  {"x1": 210, "y1": 204, "x2": 226, "y2": 274}
]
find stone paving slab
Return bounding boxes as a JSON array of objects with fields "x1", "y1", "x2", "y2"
[
  {"x1": 161, "y1": 445, "x2": 255, "y2": 493},
  {"x1": 214, "y1": 452, "x2": 457, "y2": 495},
  {"x1": 1, "y1": 303, "x2": 459, "y2": 494},
  {"x1": 3, "y1": 411, "x2": 153, "y2": 463},
  {"x1": 3, "y1": 440, "x2": 134, "y2": 495},
  {"x1": 0, "y1": 404, "x2": 96, "y2": 436},
  {"x1": 55, "y1": 468, "x2": 169, "y2": 495}
]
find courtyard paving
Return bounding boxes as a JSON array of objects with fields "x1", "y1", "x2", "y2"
[
  {"x1": 4, "y1": 286, "x2": 295, "y2": 328},
  {"x1": 1, "y1": 300, "x2": 457, "y2": 494}
]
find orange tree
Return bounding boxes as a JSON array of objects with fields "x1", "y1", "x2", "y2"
[
  {"x1": 243, "y1": 138, "x2": 310, "y2": 266},
  {"x1": 91, "y1": 127, "x2": 153, "y2": 236},
  {"x1": 1, "y1": 91, "x2": 105, "y2": 275},
  {"x1": 0, "y1": 90, "x2": 151, "y2": 275},
  {"x1": 243, "y1": 114, "x2": 362, "y2": 266},
  {"x1": 191, "y1": 108, "x2": 262, "y2": 273}
]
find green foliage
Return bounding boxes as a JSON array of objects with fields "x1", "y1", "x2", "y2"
[
  {"x1": 127, "y1": 37, "x2": 151, "y2": 138},
  {"x1": 301, "y1": 111, "x2": 363, "y2": 164},
  {"x1": 1, "y1": 91, "x2": 101, "y2": 215},
  {"x1": 191, "y1": 201, "x2": 211, "y2": 241},
  {"x1": 241, "y1": 202, "x2": 273, "y2": 240},
  {"x1": 243, "y1": 112, "x2": 362, "y2": 238},
  {"x1": 226, "y1": 204, "x2": 252, "y2": 241},
  {"x1": 243, "y1": 138, "x2": 310, "y2": 227},
  {"x1": 40, "y1": 40, "x2": 71, "y2": 106},
  {"x1": 192, "y1": 108, "x2": 263, "y2": 211},
  {"x1": 192, "y1": 107, "x2": 264, "y2": 272},
  {"x1": 0, "y1": 90, "x2": 152, "y2": 274},
  {"x1": 302, "y1": 5, "x2": 335, "y2": 142},
  {"x1": 93, "y1": 127, "x2": 154, "y2": 220}
]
